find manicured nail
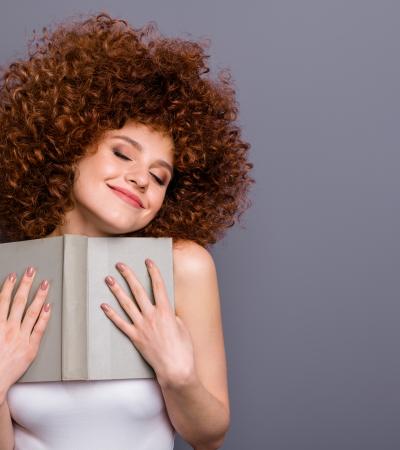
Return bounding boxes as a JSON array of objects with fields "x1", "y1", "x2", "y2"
[
  {"x1": 101, "y1": 303, "x2": 109, "y2": 312},
  {"x1": 26, "y1": 266, "x2": 35, "y2": 277},
  {"x1": 105, "y1": 276, "x2": 115, "y2": 286},
  {"x1": 8, "y1": 272, "x2": 16, "y2": 282},
  {"x1": 116, "y1": 262, "x2": 125, "y2": 271},
  {"x1": 44, "y1": 303, "x2": 51, "y2": 312},
  {"x1": 145, "y1": 259, "x2": 153, "y2": 268},
  {"x1": 40, "y1": 280, "x2": 49, "y2": 290}
]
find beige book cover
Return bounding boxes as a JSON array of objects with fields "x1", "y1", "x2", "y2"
[{"x1": 0, "y1": 235, "x2": 174, "y2": 383}]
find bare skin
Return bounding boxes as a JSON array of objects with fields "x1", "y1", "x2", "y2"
[
  {"x1": 0, "y1": 268, "x2": 52, "y2": 450},
  {"x1": 0, "y1": 120, "x2": 229, "y2": 449}
]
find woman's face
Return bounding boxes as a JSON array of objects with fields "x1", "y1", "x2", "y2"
[{"x1": 64, "y1": 120, "x2": 174, "y2": 236}]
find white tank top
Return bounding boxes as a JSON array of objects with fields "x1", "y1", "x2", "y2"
[{"x1": 7, "y1": 378, "x2": 176, "y2": 450}]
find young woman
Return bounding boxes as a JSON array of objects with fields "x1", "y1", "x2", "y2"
[{"x1": 0, "y1": 12, "x2": 253, "y2": 450}]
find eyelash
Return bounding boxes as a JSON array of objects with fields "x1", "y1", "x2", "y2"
[{"x1": 112, "y1": 149, "x2": 165, "y2": 186}]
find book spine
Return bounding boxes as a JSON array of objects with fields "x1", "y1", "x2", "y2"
[{"x1": 62, "y1": 235, "x2": 88, "y2": 380}]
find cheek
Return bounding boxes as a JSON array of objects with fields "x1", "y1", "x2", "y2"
[
  {"x1": 146, "y1": 189, "x2": 167, "y2": 218},
  {"x1": 72, "y1": 156, "x2": 115, "y2": 194},
  {"x1": 155, "y1": 189, "x2": 168, "y2": 209},
  {"x1": 71, "y1": 181, "x2": 96, "y2": 206},
  {"x1": 71, "y1": 167, "x2": 102, "y2": 205}
]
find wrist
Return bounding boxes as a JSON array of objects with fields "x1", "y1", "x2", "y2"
[{"x1": 156, "y1": 365, "x2": 199, "y2": 390}]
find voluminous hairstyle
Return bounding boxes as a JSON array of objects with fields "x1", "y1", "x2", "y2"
[{"x1": 0, "y1": 12, "x2": 254, "y2": 248}]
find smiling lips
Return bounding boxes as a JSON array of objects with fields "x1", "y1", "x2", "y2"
[{"x1": 107, "y1": 184, "x2": 144, "y2": 209}]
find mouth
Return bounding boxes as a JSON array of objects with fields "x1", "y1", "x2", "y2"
[{"x1": 107, "y1": 184, "x2": 144, "y2": 209}]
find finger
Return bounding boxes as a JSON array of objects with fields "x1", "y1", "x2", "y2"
[
  {"x1": 100, "y1": 303, "x2": 138, "y2": 341},
  {"x1": 0, "y1": 272, "x2": 17, "y2": 322},
  {"x1": 8, "y1": 267, "x2": 36, "y2": 324},
  {"x1": 114, "y1": 263, "x2": 154, "y2": 315},
  {"x1": 105, "y1": 275, "x2": 143, "y2": 324},
  {"x1": 21, "y1": 279, "x2": 50, "y2": 335},
  {"x1": 29, "y1": 302, "x2": 51, "y2": 351},
  {"x1": 145, "y1": 259, "x2": 172, "y2": 312}
]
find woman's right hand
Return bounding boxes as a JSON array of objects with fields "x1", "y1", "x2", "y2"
[{"x1": 0, "y1": 267, "x2": 51, "y2": 399}]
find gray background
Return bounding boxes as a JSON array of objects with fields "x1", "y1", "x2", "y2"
[{"x1": 1, "y1": 1, "x2": 399, "y2": 449}]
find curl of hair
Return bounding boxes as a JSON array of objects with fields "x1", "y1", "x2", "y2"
[{"x1": 0, "y1": 12, "x2": 254, "y2": 248}]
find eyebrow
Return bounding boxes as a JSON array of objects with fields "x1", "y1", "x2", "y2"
[{"x1": 112, "y1": 135, "x2": 174, "y2": 176}]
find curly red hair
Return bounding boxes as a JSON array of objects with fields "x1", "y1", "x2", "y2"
[{"x1": 0, "y1": 12, "x2": 254, "y2": 248}]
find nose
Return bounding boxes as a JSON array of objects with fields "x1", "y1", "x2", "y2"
[{"x1": 125, "y1": 166, "x2": 149, "y2": 190}]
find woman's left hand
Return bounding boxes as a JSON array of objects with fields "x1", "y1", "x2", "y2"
[{"x1": 100, "y1": 258, "x2": 196, "y2": 386}]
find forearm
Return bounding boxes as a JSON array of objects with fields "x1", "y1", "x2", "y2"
[
  {"x1": 157, "y1": 371, "x2": 229, "y2": 450},
  {"x1": 0, "y1": 389, "x2": 14, "y2": 450}
]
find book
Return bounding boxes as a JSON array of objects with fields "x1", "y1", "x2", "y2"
[{"x1": 0, "y1": 235, "x2": 174, "y2": 383}]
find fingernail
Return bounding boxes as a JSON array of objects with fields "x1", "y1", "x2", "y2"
[
  {"x1": 145, "y1": 259, "x2": 153, "y2": 268},
  {"x1": 40, "y1": 280, "x2": 49, "y2": 290},
  {"x1": 26, "y1": 266, "x2": 35, "y2": 277},
  {"x1": 8, "y1": 272, "x2": 16, "y2": 282},
  {"x1": 101, "y1": 303, "x2": 109, "y2": 312},
  {"x1": 44, "y1": 303, "x2": 51, "y2": 312},
  {"x1": 116, "y1": 262, "x2": 125, "y2": 271},
  {"x1": 105, "y1": 276, "x2": 115, "y2": 286}
]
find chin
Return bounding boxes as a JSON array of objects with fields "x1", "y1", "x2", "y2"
[{"x1": 72, "y1": 202, "x2": 157, "y2": 236}]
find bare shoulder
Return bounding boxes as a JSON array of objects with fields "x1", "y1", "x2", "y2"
[
  {"x1": 172, "y1": 239, "x2": 216, "y2": 281},
  {"x1": 171, "y1": 239, "x2": 229, "y2": 414}
]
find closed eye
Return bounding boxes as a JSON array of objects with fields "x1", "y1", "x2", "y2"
[
  {"x1": 112, "y1": 149, "x2": 166, "y2": 186},
  {"x1": 151, "y1": 174, "x2": 165, "y2": 186},
  {"x1": 113, "y1": 149, "x2": 131, "y2": 161}
]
